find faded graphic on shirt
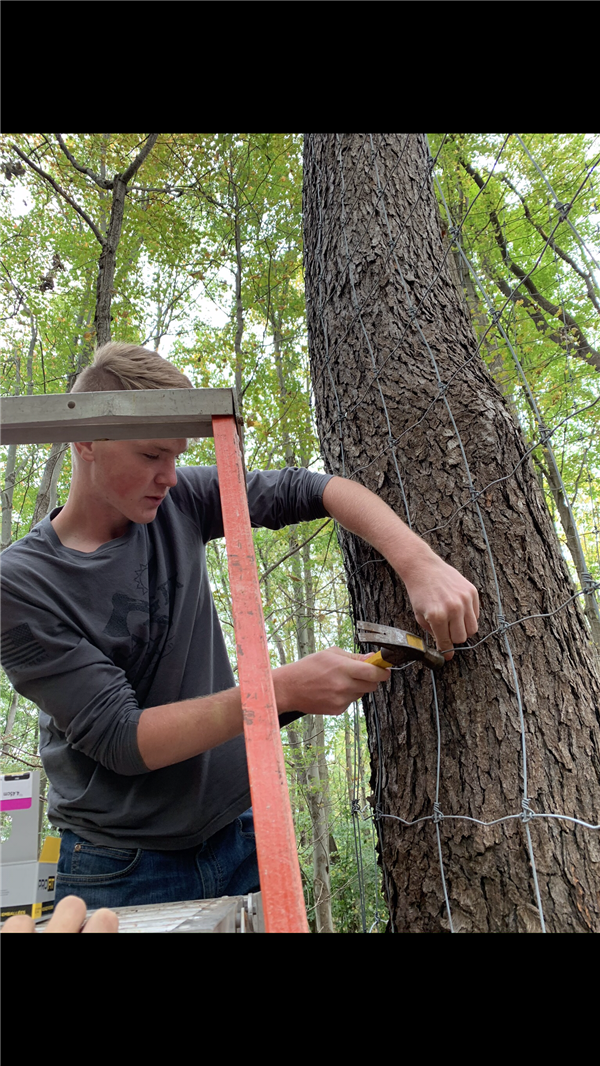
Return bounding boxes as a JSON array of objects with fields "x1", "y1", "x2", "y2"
[
  {"x1": 103, "y1": 562, "x2": 183, "y2": 683},
  {"x1": 1, "y1": 622, "x2": 51, "y2": 672}
]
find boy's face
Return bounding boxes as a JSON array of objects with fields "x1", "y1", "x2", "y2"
[{"x1": 77, "y1": 437, "x2": 188, "y2": 525}]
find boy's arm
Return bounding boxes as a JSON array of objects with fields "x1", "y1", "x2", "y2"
[
  {"x1": 138, "y1": 476, "x2": 480, "y2": 771},
  {"x1": 137, "y1": 647, "x2": 389, "y2": 770},
  {"x1": 321, "y1": 476, "x2": 479, "y2": 659}
]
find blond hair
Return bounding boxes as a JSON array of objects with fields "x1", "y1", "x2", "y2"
[{"x1": 71, "y1": 342, "x2": 193, "y2": 393}]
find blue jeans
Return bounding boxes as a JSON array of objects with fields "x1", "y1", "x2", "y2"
[{"x1": 55, "y1": 808, "x2": 260, "y2": 910}]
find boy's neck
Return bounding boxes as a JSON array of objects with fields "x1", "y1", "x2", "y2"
[{"x1": 51, "y1": 498, "x2": 130, "y2": 552}]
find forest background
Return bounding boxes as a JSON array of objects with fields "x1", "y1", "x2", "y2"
[{"x1": 1, "y1": 133, "x2": 599, "y2": 933}]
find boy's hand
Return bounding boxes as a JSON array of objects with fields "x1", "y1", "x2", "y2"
[
  {"x1": 273, "y1": 647, "x2": 391, "y2": 717},
  {"x1": 403, "y1": 554, "x2": 479, "y2": 660},
  {"x1": 2, "y1": 895, "x2": 119, "y2": 934},
  {"x1": 321, "y1": 476, "x2": 480, "y2": 661}
]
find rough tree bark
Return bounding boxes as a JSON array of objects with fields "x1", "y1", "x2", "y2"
[{"x1": 303, "y1": 133, "x2": 600, "y2": 933}]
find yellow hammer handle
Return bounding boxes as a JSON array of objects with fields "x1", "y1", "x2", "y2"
[{"x1": 365, "y1": 651, "x2": 393, "y2": 669}]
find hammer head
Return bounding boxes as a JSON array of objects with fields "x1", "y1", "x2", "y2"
[{"x1": 356, "y1": 620, "x2": 445, "y2": 671}]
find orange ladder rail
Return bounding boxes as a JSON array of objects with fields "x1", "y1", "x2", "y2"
[{"x1": 213, "y1": 415, "x2": 309, "y2": 933}]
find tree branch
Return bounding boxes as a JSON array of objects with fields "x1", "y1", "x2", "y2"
[
  {"x1": 460, "y1": 156, "x2": 600, "y2": 370},
  {"x1": 0, "y1": 741, "x2": 43, "y2": 770},
  {"x1": 120, "y1": 133, "x2": 160, "y2": 184},
  {"x1": 499, "y1": 173, "x2": 600, "y2": 316},
  {"x1": 55, "y1": 134, "x2": 113, "y2": 190},
  {"x1": 91, "y1": 136, "x2": 159, "y2": 347},
  {"x1": 491, "y1": 271, "x2": 600, "y2": 371},
  {"x1": 128, "y1": 184, "x2": 195, "y2": 194},
  {"x1": 10, "y1": 143, "x2": 105, "y2": 247},
  {"x1": 532, "y1": 453, "x2": 552, "y2": 484},
  {"x1": 259, "y1": 519, "x2": 332, "y2": 584}
]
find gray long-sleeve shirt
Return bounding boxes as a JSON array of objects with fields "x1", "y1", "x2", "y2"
[{"x1": 1, "y1": 465, "x2": 332, "y2": 849}]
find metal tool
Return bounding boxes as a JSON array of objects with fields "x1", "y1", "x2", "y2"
[
  {"x1": 277, "y1": 622, "x2": 445, "y2": 729},
  {"x1": 357, "y1": 620, "x2": 446, "y2": 671}
]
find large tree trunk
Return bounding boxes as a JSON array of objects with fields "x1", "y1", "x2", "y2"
[{"x1": 303, "y1": 133, "x2": 600, "y2": 933}]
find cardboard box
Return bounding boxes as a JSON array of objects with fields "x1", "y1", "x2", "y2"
[{"x1": 1, "y1": 770, "x2": 60, "y2": 922}]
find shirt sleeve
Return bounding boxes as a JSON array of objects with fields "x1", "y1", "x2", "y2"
[
  {"x1": 246, "y1": 468, "x2": 334, "y2": 530},
  {"x1": 1, "y1": 586, "x2": 149, "y2": 778},
  {"x1": 172, "y1": 465, "x2": 334, "y2": 542}
]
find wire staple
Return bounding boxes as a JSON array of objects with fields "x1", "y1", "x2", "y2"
[{"x1": 555, "y1": 200, "x2": 571, "y2": 221}]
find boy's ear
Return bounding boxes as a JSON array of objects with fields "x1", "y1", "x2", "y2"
[{"x1": 72, "y1": 440, "x2": 95, "y2": 463}]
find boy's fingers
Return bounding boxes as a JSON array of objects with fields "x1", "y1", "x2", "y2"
[
  {"x1": 2, "y1": 915, "x2": 36, "y2": 933},
  {"x1": 45, "y1": 895, "x2": 88, "y2": 933},
  {"x1": 82, "y1": 908, "x2": 119, "y2": 933},
  {"x1": 1, "y1": 897, "x2": 119, "y2": 934}
]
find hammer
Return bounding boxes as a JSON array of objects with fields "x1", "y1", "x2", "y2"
[
  {"x1": 278, "y1": 620, "x2": 446, "y2": 728},
  {"x1": 356, "y1": 620, "x2": 446, "y2": 671}
]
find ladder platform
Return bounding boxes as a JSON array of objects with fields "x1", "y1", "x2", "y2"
[
  {"x1": 0, "y1": 388, "x2": 236, "y2": 445},
  {"x1": 33, "y1": 892, "x2": 264, "y2": 933}
]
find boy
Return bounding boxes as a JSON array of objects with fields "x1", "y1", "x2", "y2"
[{"x1": 1, "y1": 343, "x2": 479, "y2": 908}]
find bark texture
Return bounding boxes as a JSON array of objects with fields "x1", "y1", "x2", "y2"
[{"x1": 303, "y1": 133, "x2": 600, "y2": 933}]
